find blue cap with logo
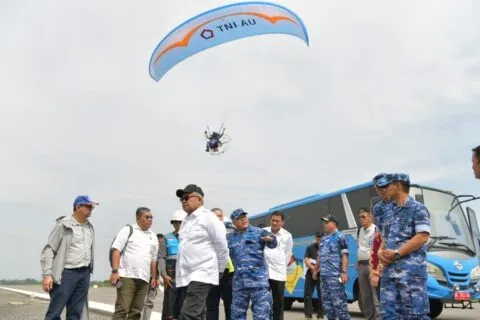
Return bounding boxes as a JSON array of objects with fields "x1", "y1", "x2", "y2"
[
  {"x1": 73, "y1": 195, "x2": 99, "y2": 208},
  {"x1": 375, "y1": 173, "x2": 410, "y2": 187},
  {"x1": 372, "y1": 172, "x2": 387, "y2": 184},
  {"x1": 230, "y1": 208, "x2": 248, "y2": 221}
]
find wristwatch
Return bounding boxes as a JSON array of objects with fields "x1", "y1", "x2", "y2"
[
  {"x1": 393, "y1": 250, "x2": 401, "y2": 261},
  {"x1": 111, "y1": 269, "x2": 118, "y2": 273}
]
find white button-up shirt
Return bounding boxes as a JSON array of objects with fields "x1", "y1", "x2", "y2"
[
  {"x1": 176, "y1": 206, "x2": 229, "y2": 287},
  {"x1": 112, "y1": 224, "x2": 158, "y2": 283},
  {"x1": 357, "y1": 224, "x2": 376, "y2": 261},
  {"x1": 263, "y1": 226, "x2": 293, "y2": 281}
]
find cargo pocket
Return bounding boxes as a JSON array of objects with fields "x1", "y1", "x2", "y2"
[{"x1": 407, "y1": 277, "x2": 429, "y2": 316}]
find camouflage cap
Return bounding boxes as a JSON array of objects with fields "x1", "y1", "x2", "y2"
[
  {"x1": 376, "y1": 173, "x2": 410, "y2": 187},
  {"x1": 230, "y1": 208, "x2": 248, "y2": 221}
]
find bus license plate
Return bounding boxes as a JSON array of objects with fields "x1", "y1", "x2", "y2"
[{"x1": 454, "y1": 291, "x2": 470, "y2": 301}]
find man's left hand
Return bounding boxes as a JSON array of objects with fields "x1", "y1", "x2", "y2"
[
  {"x1": 150, "y1": 278, "x2": 158, "y2": 289},
  {"x1": 382, "y1": 249, "x2": 396, "y2": 262}
]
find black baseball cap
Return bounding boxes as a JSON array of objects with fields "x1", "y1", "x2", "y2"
[
  {"x1": 176, "y1": 184, "x2": 204, "y2": 198},
  {"x1": 321, "y1": 214, "x2": 339, "y2": 225}
]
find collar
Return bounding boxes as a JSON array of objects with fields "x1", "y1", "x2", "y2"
[
  {"x1": 264, "y1": 226, "x2": 284, "y2": 235},
  {"x1": 190, "y1": 206, "x2": 205, "y2": 217},
  {"x1": 363, "y1": 224, "x2": 375, "y2": 231}
]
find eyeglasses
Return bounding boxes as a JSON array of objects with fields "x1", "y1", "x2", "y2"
[
  {"x1": 180, "y1": 194, "x2": 199, "y2": 202},
  {"x1": 144, "y1": 215, "x2": 154, "y2": 220}
]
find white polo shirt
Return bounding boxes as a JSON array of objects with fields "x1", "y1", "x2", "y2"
[
  {"x1": 263, "y1": 226, "x2": 293, "y2": 281},
  {"x1": 357, "y1": 224, "x2": 376, "y2": 261},
  {"x1": 176, "y1": 206, "x2": 229, "y2": 288},
  {"x1": 112, "y1": 224, "x2": 158, "y2": 283}
]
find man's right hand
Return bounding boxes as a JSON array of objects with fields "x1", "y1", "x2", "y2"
[
  {"x1": 110, "y1": 272, "x2": 120, "y2": 286},
  {"x1": 163, "y1": 275, "x2": 174, "y2": 288},
  {"x1": 42, "y1": 276, "x2": 53, "y2": 292}
]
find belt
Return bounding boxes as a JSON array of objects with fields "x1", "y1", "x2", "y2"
[
  {"x1": 358, "y1": 260, "x2": 370, "y2": 265},
  {"x1": 65, "y1": 266, "x2": 89, "y2": 271}
]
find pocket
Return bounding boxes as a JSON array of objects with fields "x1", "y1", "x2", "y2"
[{"x1": 404, "y1": 277, "x2": 428, "y2": 316}]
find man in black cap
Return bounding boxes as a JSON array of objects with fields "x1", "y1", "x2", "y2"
[
  {"x1": 303, "y1": 231, "x2": 324, "y2": 319},
  {"x1": 174, "y1": 184, "x2": 229, "y2": 320}
]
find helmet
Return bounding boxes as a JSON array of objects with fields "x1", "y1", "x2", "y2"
[{"x1": 171, "y1": 209, "x2": 186, "y2": 223}]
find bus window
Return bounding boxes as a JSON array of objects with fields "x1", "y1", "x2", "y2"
[
  {"x1": 281, "y1": 199, "x2": 329, "y2": 237},
  {"x1": 346, "y1": 186, "x2": 377, "y2": 226},
  {"x1": 249, "y1": 214, "x2": 271, "y2": 229},
  {"x1": 329, "y1": 196, "x2": 349, "y2": 230}
]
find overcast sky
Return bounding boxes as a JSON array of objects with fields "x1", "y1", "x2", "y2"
[{"x1": 1, "y1": 0, "x2": 479, "y2": 281}]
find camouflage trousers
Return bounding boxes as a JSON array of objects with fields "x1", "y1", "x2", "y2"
[
  {"x1": 380, "y1": 272, "x2": 430, "y2": 320},
  {"x1": 231, "y1": 287, "x2": 272, "y2": 320},
  {"x1": 320, "y1": 276, "x2": 350, "y2": 320}
]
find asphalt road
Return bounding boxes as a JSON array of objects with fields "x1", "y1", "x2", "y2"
[{"x1": 1, "y1": 285, "x2": 479, "y2": 319}]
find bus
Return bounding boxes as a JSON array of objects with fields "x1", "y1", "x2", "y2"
[{"x1": 249, "y1": 181, "x2": 480, "y2": 319}]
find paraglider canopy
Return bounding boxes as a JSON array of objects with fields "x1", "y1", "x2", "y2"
[{"x1": 149, "y1": 1, "x2": 309, "y2": 81}]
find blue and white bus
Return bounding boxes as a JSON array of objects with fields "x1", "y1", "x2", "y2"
[{"x1": 249, "y1": 181, "x2": 480, "y2": 319}]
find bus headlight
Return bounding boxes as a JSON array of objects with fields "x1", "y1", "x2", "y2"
[
  {"x1": 470, "y1": 266, "x2": 480, "y2": 282},
  {"x1": 427, "y1": 262, "x2": 446, "y2": 281}
]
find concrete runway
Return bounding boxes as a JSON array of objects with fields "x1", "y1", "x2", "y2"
[{"x1": 1, "y1": 285, "x2": 478, "y2": 319}]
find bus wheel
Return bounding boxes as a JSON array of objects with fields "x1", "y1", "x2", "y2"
[
  {"x1": 284, "y1": 298, "x2": 294, "y2": 310},
  {"x1": 428, "y1": 299, "x2": 443, "y2": 319}
]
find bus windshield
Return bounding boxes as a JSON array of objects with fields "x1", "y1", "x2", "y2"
[{"x1": 414, "y1": 187, "x2": 476, "y2": 255}]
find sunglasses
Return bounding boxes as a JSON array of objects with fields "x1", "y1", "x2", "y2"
[
  {"x1": 180, "y1": 194, "x2": 199, "y2": 202},
  {"x1": 80, "y1": 204, "x2": 94, "y2": 210}
]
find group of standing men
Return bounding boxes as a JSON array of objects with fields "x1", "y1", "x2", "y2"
[{"x1": 39, "y1": 145, "x2": 480, "y2": 319}]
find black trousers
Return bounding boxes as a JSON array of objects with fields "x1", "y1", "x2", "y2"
[
  {"x1": 268, "y1": 279, "x2": 285, "y2": 320},
  {"x1": 304, "y1": 270, "x2": 324, "y2": 318},
  {"x1": 206, "y1": 271, "x2": 233, "y2": 320},
  {"x1": 176, "y1": 281, "x2": 212, "y2": 320}
]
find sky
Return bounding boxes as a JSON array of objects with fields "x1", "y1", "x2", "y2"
[{"x1": 1, "y1": 0, "x2": 479, "y2": 281}]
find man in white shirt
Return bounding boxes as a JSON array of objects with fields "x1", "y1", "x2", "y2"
[
  {"x1": 174, "y1": 184, "x2": 229, "y2": 320},
  {"x1": 110, "y1": 207, "x2": 159, "y2": 320},
  {"x1": 356, "y1": 208, "x2": 380, "y2": 320},
  {"x1": 263, "y1": 211, "x2": 293, "y2": 320}
]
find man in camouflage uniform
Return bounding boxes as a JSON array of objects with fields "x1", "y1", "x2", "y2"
[
  {"x1": 227, "y1": 208, "x2": 277, "y2": 320},
  {"x1": 372, "y1": 172, "x2": 393, "y2": 234},
  {"x1": 370, "y1": 173, "x2": 393, "y2": 290},
  {"x1": 377, "y1": 173, "x2": 431, "y2": 320},
  {"x1": 316, "y1": 215, "x2": 350, "y2": 320}
]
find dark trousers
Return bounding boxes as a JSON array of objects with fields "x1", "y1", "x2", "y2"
[
  {"x1": 206, "y1": 272, "x2": 233, "y2": 320},
  {"x1": 304, "y1": 270, "x2": 324, "y2": 318},
  {"x1": 113, "y1": 277, "x2": 150, "y2": 320},
  {"x1": 176, "y1": 281, "x2": 212, "y2": 320},
  {"x1": 268, "y1": 279, "x2": 285, "y2": 320},
  {"x1": 45, "y1": 267, "x2": 90, "y2": 320}
]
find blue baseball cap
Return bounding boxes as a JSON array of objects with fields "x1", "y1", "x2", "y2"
[
  {"x1": 375, "y1": 173, "x2": 410, "y2": 187},
  {"x1": 372, "y1": 173, "x2": 387, "y2": 184},
  {"x1": 73, "y1": 195, "x2": 99, "y2": 207},
  {"x1": 230, "y1": 208, "x2": 248, "y2": 221}
]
